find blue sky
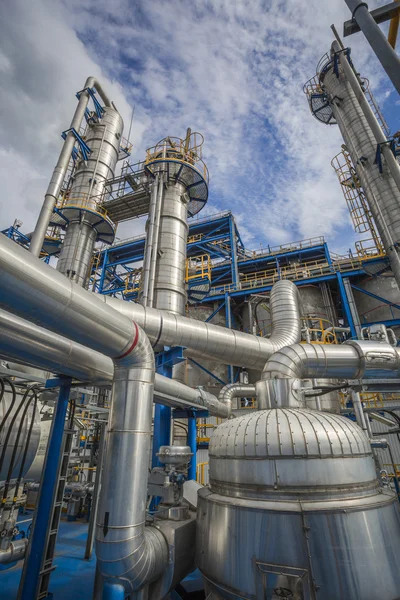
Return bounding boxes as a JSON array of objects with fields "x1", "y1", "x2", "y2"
[{"x1": 0, "y1": 0, "x2": 398, "y2": 255}]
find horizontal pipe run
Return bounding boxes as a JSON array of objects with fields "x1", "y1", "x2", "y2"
[
  {"x1": 261, "y1": 340, "x2": 400, "y2": 381},
  {"x1": 0, "y1": 234, "x2": 302, "y2": 371},
  {"x1": 0, "y1": 307, "x2": 228, "y2": 417},
  {"x1": 103, "y1": 278, "x2": 302, "y2": 370}
]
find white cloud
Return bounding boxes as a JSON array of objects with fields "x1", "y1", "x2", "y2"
[{"x1": 0, "y1": 0, "x2": 390, "y2": 256}]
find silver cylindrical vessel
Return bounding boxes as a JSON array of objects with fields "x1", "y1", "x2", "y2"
[
  {"x1": 152, "y1": 181, "x2": 188, "y2": 314},
  {"x1": 196, "y1": 408, "x2": 400, "y2": 600},
  {"x1": 57, "y1": 107, "x2": 123, "y2": 287},
  {"x1": 321, "y1": 55, "x2": 400, "y2": 287}
]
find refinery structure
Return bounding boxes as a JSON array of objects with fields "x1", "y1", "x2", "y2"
[{"x1": 1, "y1": 5, "x2": 400, "y2": 600}]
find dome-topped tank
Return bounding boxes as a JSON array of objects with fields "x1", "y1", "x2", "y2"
[{"x1": 196, "y1": 408, "x2": 400, "y2": 600}]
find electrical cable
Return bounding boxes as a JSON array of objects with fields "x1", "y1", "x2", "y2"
[
  {"x1": 13, "y1": 390, "x2": 39, "y2": 501},
  {"x1": 1, "y1": 387, "x2": 38, "y2": 505},
  {"x1": 0, "y1": 378, "x2": 18, "y2": 437},
  {"x1": 0, "y1": 384, "x2": 37, "y2": 479}
]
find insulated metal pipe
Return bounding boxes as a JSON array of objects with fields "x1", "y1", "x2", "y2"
[
  {"x1": 0, "y1": 307, "x2": 228, "y2": 417},
  {"x1": 344, "y1": 0, "x2": 400, "y2": 94},
  {"x1": 0, "y1": 234, "x2": 302, "y2": 371},
  {"x1": 103, "y1": 279, "x2": 302, "y2": 370},
  {"x1": 95, "y1": 325, "x2": 168, "y2": 594},
  {"x1": 148, "y1": 170, "x2": 166, "y2": 309},
  {"x1": 141, "y1": 174, "x2": 160, "y2": 306},
  {"x1": 29, "y1": 77, "x2": 112, "y2": 257},
  {"x1": 261, "y1": 340, "x2": 400, "y2": 380},
  {"x1": 218, "y1": 383, "x2": 256, "y2": 412}
]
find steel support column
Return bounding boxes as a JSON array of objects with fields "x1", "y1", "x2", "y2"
[
  {"x1": 344, "y1": 0, "x2": 400, "y2": 94},
  {"x1": 187, "y1": 412, "x2": 197, "y2": 481},
  {"x1": 18, "y1": 376, "x2": 72, "y2": 600}
]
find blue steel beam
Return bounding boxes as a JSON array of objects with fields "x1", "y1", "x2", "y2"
[
  {"x1": 188, "y1": 358, "x2": 226, "y2": 386},
  {"x1": 18, "y1": 377, "x2": 72, "y2": 600},
  {"x1": 187, "y1": 414, "x2": 197, "y2": 481},
  {"x1": 350, "y1": 284, "x2": 400, "y2": 312}
]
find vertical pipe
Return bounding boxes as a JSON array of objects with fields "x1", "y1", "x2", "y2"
[
  {"x1": 336, "y1": 273, "x2": 357, "y2": 338},
  {"x1": 352, "y1": 390, "x2": 368, "y2": 431},
  {"x1": 18, "y1": 377, "x2": 72, "y2": 600},
  {"x1": 229, "y1": 214, "x2": 239, "y2": 288},
  {"x1": 344, "y1": 0, "x2": 400, "y2": 94},
  {"x1": 187, "y1": 413, "x2": 197, "y2": 481},
  {"x1": 152, "y1": 362, "x2": 172, "y2": 468},
  {"x1": 141, "y1": 175, "x2": 159, "y2": 306},
  {"x1": 84, "y1": 423, "x2": 106, "y2": 560},
  {"x1": 225, "y1": 293, "x2": 234, "y2": 383}
]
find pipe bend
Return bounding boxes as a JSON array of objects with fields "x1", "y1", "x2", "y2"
[
  {"x1": 217, "y1": 383, "x2": 256, "y2": 414},
  {"x1": 95, "y1": 324, "x2": 169, "y2": 594},
  {"x1": 84, "y1": 76, "x2": 113, "y2": 108}
]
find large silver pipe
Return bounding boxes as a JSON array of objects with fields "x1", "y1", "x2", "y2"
[
  {"x1": 0, "y1": 307, "x2": 228, "y2": 417},
  {"x1": 103, "y1": 278, "x2": 302, "y2": 370},
  {"x1": 0, "y1": 308, "x2": 112, "y2": 385},
  {"x1": 261, "y1": 340, "x2": 400, "y2": 380},
  {"x1": 218, "y1": 383, "x2": 256, "y2": 413},
  {"x1": 29, "y1": 77, "x2": 112, "y2": 257},
  {"x1": 95, "y1": 325, "x2": 168, "y2": 594},
  {"x1": 0, "y1": 235, "x2": 302, "y2": 371},
  {"x1": 323, "y1": 42, "x2": 400, "y2": 286}
]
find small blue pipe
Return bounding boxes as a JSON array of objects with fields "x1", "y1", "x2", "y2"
[
  {"x1": 102, "y1": 582, "x2": 126, "y2": 600},
  {"x1": 18, "y1": 377, "x2": 72, "y2": 600},
  {"x1": 187, "y1": 414, "x2": 197, "y2": 480}
]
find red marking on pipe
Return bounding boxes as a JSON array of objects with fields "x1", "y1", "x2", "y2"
[{"x1": 116, "y1": 322, "x2": 139, "y2": 359}]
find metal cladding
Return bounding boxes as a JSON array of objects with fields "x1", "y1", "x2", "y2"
[
  {"x1": 217, "y1": 383, "x2": 256, "y2": 412},
  {"x1": 197, "y1": 408, "x2": 400, "y2": 599},
  {"x1": 0, "y1": 307, "x2": 228, "y2": 417},
  {"x1": 0, "y1": 392, "x2": 40, "y2": 484},
  {"x1": 261, "y1": 340, "x2": 400, "y2": 380},
  {"x1": 29, "y1": 77, "x2": 113, "y2": 258},
  {"x1": 103, "y1": 279, "x2": 302, "y2": 369},
  {"x1": 152, "y1": 181, "x2": 189, "y2": 314},
  {"x1": 321, "y1": 45, "x2": 400, "y2": 287},
  {"x1": 0, "y1": 234, "x2": 302, "y2": 371},
  {"x1": 57, "y1": 107, "x2": 124, "y2": 287},
  {"x1": 95, "y1": 324, "x2": 168, "y2": 593}
]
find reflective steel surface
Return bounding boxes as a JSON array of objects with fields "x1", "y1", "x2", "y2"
[{"x1": 197, "y1": 408, "x2": 400, "y2": 600}]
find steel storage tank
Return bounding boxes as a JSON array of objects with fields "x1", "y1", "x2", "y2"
[{"x1": 196, "y1": 408, "x2": 400, "y2": 600}]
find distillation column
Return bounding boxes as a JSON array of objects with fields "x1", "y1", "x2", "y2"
[
  {"x1": 56, "y1": 107, "x2": 123, "y2": 286},
  {"x1": 141, "y1": 131, "x2": 209, "y2": 314},
  {"x1": 306, "y1": 43, "x2": 400, "y2": 288}
]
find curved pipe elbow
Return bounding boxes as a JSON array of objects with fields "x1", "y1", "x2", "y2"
[
  {"x1": 262, "y1": 341, "x2": 400, "y2": 381},
  {"x1": 218, "y1": 383, "x2": 256, "y2": 414},
  {"x1": 96, "y1": 525, "x2": 168, "y2": 593},
  {"x1": 84, "y1": 76, "x2": 113, "y2": 108}
]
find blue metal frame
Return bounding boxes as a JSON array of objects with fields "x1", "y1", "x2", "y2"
[
  {"x1": 187, "y1": 413, "x2": 197, "y2": 481},
  {"x1": 18, "y1": 376, "x2": 72, "y2": 600},
  {"x1": 188, "y1": 358, "x2": 226, "y2": 386}
]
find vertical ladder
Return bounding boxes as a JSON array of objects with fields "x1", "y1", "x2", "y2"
[{"x1": 36, "y1": 403, "x2": 75, "y2": 600}]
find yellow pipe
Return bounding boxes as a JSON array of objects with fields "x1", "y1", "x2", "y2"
[{"x1": 388, "y1": 2, "x2": 400, "y2": 49}]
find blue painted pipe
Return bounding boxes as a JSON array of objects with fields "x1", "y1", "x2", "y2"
[
  {"x1": 102, "y1": 582, "x2": 126, "y2": 600},
  {"x1": 188, "y1": 414, "x2": 197, "y2": 481},
  {"x1": 18, "y1": 377, "x2": 72, "y2": 600}
]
